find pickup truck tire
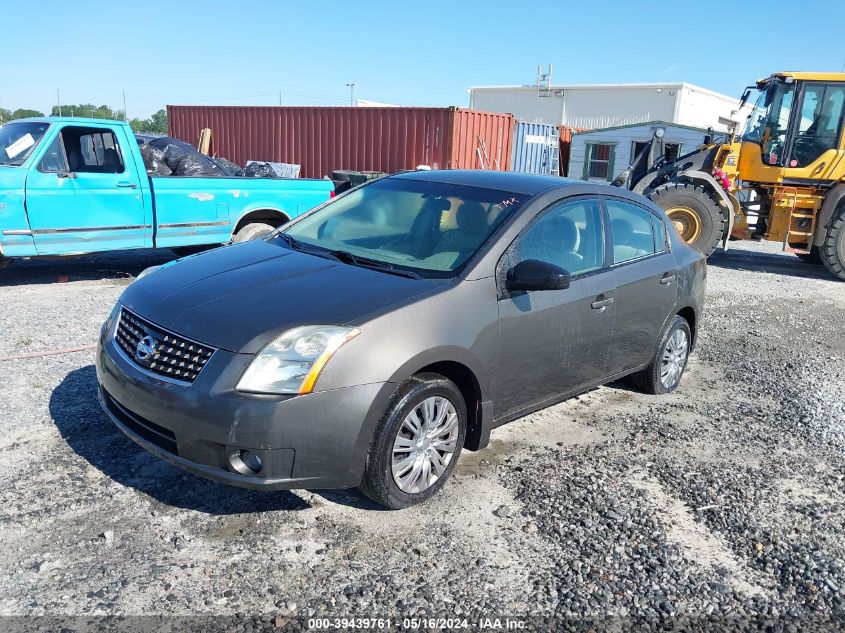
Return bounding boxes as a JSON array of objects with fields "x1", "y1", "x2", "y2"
[
  {"x1": 233, "y1": 222, "x2": 275, "y2": 243},
  {"x1": 820, "y1": 202, "x2": 845, "y2": 280},
  {"x1": 648, "y1": 183, "x2": 725, "y2": 257}
]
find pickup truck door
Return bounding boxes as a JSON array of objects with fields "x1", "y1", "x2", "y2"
[{"x1": 25, "y1": 124, "x2": 149, "y2": 255}]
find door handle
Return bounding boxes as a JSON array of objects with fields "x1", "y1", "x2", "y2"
[
  {"x1": 591, "y1": 296, "x2": 614, "y2": 310},
  {"x1": 116, "y1": 181, "x2": 138, "y2": 188},
  {"x1": 660, "y1": 273, "x2": 676, "y2": 285}
]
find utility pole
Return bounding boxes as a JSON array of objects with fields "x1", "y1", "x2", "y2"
[
  {"x1": 278, "y1": 91, "x2": 282, "y2": 106},
  {"x1": 122, "y1": 90, "x2": 128, "y2": 121},
  {"x1": 57, "y1": 89, "x2": 62, "y2": 116},
  {"x1": 346, "y1": 82, "x2": 356, "y2": 107}
]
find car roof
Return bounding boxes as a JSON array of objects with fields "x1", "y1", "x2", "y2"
[{"x1": 392, "y1": 169, "x2": 587, "y2": 195}]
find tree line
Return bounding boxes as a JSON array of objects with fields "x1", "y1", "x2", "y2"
[{"x1": 0, "y1": 105, "x2": 168, "y2": 134}]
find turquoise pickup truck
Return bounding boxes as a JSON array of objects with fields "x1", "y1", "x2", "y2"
[{"x1": 0, "y1": 118, "x2": 333, "y2": 263}]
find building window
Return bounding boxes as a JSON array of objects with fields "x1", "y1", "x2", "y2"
[
  {"x1": 665, "y1": 142, "x2": 682, "y2": 161},
  {"x1": 585, "y1": 143, "x2": 615, "y2": 180}
]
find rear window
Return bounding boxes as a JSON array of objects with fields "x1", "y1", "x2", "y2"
[{"x1": 283, "y1": 177, "x2": 529, "y2": 277}]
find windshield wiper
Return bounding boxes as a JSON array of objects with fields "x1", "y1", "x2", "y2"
[{"x1": 329, "y1": 250, "x2": 424, "y2": 280}]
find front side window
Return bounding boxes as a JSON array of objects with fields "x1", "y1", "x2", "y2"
[
  {"x1": 515, "y1": 198, "x2": 605, "y2": 276},
  {"x1": 0, "y1": 122, "x2": 50, "y2": 166},
  {"x1": 62, "y1": 127, "x2": 125, "y2": 174},
  {"x1": 282, "y1": 177, "x2": 529, "y2": 277},
  {"x1": 789, "y1": 83, "x2": 845, "y2": 167},
  {"x1": 741, "y1": 81, "x2": 795, "y2": 166},
  {"x1": 586, "y1": 143, "x2": 614, "y2": 180},
  {"x1": 38, "y1": 135, "x2": 67, "y2": 173},
  {"x1": 606, "y1": 199, "x2": 659, "y2": 264}
]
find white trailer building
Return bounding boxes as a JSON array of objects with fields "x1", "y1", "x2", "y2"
[
  {"x1": 467, "y1": 82, "x2": 744, "y2": 131},
  {"x1": 569, "y1": 121, "x2": 711, "y2": 182}
]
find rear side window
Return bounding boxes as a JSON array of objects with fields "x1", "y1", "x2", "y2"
[
  {"x1": 606, "y1": 199, "x2": 659, "y2": 264},
  {"x1": 516, "y1": 198, "x2": 605, "y2": 276}
]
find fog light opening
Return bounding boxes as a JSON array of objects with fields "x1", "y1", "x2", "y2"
[{"x1": 230, "y1": 449, "x2": 263, "y2": 475}]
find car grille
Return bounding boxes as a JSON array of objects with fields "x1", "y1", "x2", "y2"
[
  {"x1": 115, "y1": 308, "x2": 215, "y2": 384},
  {"x1": 102, "y1": 388, "x2": 179, "y2": 455}
]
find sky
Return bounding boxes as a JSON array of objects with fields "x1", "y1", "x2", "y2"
[{"x1": 3, "y1": 0, "x2": 845, "y2": 119}]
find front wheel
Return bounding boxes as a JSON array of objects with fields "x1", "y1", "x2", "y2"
[
  {"x1": 629, "y1": 315, "x2": 692, "y2": 395},
  {"x1": 648, "y1": 183, "x2": 726, "y2": 256},
  {"x1": 359, "y1": 373, "x2": 466, "y2": 509}
]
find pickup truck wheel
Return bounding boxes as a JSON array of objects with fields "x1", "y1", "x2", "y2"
[
  {"x1": 233, "y1": 222, "x2": 275, "y2": 243},
  {"x1": 820, "y1": 202, "x2": 845, "y2": 280},
  {"x1": 648, "y1": 183, "x2": 726, "y2": 257}
]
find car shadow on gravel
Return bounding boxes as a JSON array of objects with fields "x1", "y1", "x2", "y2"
[
  {"x1": 50, "y1": 365, "x2": 311, "y2": 514},
  {"x1": 709, "y1": 247, "x2": 837, "y2": 281},
  {"x1": 0, "y1": 249, "x2": 178, "y2": 287}
]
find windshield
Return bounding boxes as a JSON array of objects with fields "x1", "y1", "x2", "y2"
[
  {"x1": 0, "y1": 122, "x2": 50, "y2": 166},
  {"x1": 741, "y1": 81, "x2": 795, "y2": 166},
  {"x1": 280, "y1": 177, "x2": 529, "y2": 278}
]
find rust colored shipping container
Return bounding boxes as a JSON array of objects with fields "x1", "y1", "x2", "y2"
[
  {"x1": 167, "y1": 106, "x2": 514, "y2": 178},
  {"x1": 557, "y1": 126, "x2": 589, "y2": 177}
]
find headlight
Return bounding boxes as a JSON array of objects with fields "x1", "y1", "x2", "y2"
[
  {"x1": 134, "y1": 265, "x2": 160, "y2": 283},
  {"x1": 237, "y1": 325, "x2": 360, "y2": 395},
  {"x1": 101, "y1": 302, "x2": 121, "y2": 335}
]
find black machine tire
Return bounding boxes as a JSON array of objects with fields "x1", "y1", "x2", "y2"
[
  {"x1": 359, "y1": 373, "x2": 467, "y2": 509},
  {"x1": 629, "y1": 315, "x2": 692, "y2": 395},
  {"x1": 820, "y1": 202, "x2": 845, "y2": 280},
  {"x1": 232, "y1": 222, "x2": 275, "y2": 243},
  {"x1": 795, "y1": 246, "x2": 822, "y2": 265},
  {"x1": 648, "y1": 183, "x2": 726, "y2": 257}
]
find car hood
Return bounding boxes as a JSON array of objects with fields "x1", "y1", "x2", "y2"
[{"x1": 120, "y1": 240, "x2": 439, "y2": 354}]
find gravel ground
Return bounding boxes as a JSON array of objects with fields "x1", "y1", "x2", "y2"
[{"x1": 1, "y1": 242, "x2": 844, "y2": 631}]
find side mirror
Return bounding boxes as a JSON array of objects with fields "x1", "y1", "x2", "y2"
[
  {"x1": 57, "y1": 171, "x2": 77, "y2": 179},
  {"x1": 506, "y1": 259, "x2": 571, "y2": 292}
]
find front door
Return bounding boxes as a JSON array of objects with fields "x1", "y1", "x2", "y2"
[
  {"x1": 25, "y1": 125, "x2": 147, "y2": 255},
  {"x1": 496, "y1": 196, "x2": 616, "y2": 418},
  {"x1": 603, "y1": 197, "x2": 678, "y2": 375}
]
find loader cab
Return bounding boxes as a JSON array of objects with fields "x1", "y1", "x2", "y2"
[{"x1": 738, "y1": 74, "x2": 845, "y2": 184}]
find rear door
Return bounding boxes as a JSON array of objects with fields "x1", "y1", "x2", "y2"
[
  {"x1": 25, "y1": 124, "x2": 148, "y2": 254},
  {"x1": 603, "y1": 197, "x2": 678, "y2": 376},
  {"x1": 496, "y1": 196, "x2": 616, "y2": 417}
]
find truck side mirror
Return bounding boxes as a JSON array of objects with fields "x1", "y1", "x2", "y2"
[{"x1": 57, "y1": 171, "x2": 77, "y2": 179}]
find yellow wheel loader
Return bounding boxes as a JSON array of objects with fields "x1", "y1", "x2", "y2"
[{"x1": 613, "y1": 72, "x2": 845, "y2": 279}]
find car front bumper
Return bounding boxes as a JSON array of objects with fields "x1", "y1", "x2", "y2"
[{"x1": 95, "y1": 320, "x2": 395, "y2": 491}]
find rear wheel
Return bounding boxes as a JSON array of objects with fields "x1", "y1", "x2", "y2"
[
  {"x1": 648, "y1": 183, "x2": 726, "y2": 256},
  {"x1": 629, "y1": 315, "x2": 692, "y2": 395},
  {"x1": 821, "y1": 203, "x2": 845, "y2": 280},
  {"x1": 233, "y1": 222, "x2": 275, "y2": 243},
  {"x1": 360, "y1": 373, "x2": 466, "y2": 509}
]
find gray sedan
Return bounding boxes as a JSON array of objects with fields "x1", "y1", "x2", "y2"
[{"x1": 95, "y1": 170, "x2": 705, "y2": 509}]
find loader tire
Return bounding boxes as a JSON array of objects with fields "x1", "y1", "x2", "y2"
[
  {"x1": 648, "y1": 183, "x2": 726, "y2": 257},
  {"x1": 820, "y1": 202, "x2": 845, "y2": 280}
]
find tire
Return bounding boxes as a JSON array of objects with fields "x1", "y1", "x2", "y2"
[
  {"x1": 795, "y1": 245, "x2": 822, "y2": 265},
  {"x1": 629, "y1": 315, "x2": 692, "y2": 395},
  {"x1": 648, "y1": 183, "x2": 726, "y2": 256},
  {"x1": 232, "y1": 222, "x2": 275, "y2": 243},
  {"x1": 359, "y1": 373, "x2": 467, "y2": 509},
  {"x1": 821, "y1": 203, "x2": 845, "y2": 280}
]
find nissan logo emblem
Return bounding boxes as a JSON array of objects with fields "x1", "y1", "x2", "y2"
[{"x1": 135, "y1": 335, "x2": 157, "y2": 363}]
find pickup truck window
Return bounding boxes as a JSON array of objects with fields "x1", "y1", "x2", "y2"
[
  {"x1": 38, "y1": 135, "x2": 68, "y2": 173},
  {"x1": 0, "y1": 121, "x2": 50, "y2": 166},
  {"x1": 61, "y1": 126, "x2": 125, "y2": 174}
]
